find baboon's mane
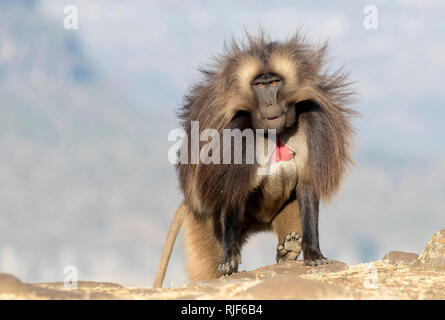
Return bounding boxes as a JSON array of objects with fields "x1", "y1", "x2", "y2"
[{"x1": 178, "y1": 32, "x2": 357, "y2": 215}]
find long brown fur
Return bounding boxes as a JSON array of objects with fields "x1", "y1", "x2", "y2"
[
  {"x1": 154, "y1": 31, "x2": 357, "y2": 288},
  {"x1": 178, "y1": 32, "x2": 356, "y2": 208}
]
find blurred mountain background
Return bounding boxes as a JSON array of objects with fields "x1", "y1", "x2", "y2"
[{"x1": 0, "y1": 0, "x2": 444, "y2": 287}]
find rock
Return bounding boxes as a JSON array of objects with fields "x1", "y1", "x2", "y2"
[
  {"x1": 250, "y1": 260, "x2": 349, "y2": 279},
  {"x1": 0, "y1": 274, "x2": 31, "y2": 297},
  {"x1": 234, "y1": 275, "x2": 353, "y2": 299},
  {"x1": 413, "y1": 229, "x2": 445, "y2": 271},
  {"x1": 222, "y1": 271, "x2": 259, "y2": 281},
  {"x1": 382, "y1": 251, "x2": 418, "y2": 265},
  {"x1": 34, "y1": 281, "x2": 125, "y2": 299},
  {"x1": 188, "y1": 260, "x2": 349, "y2": 288},
  {"x1": 183, "y1": 260, "x2": 352, "y2": 299},
  {"x1": 0, "y1": 273, "x2": 83, "y2": 299},
  {"x1": 36, "y1": 281, "x2": 124, "y2": 290},
  {"x1": 3, "y1": 234, "x2": 445, "y2": 300}
]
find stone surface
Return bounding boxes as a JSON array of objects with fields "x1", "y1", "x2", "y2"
[
  {"x1": 413, "y1": 229, "x2": 445, "y2": 271},
  {"x1": 1, "y1": 230, "x2": 445, "y2": 300},
  {"x1": 0, "y1": 273, "x2": 84, "y2": 299},
  {"x1": 301, "y1": 260, "x2": 445, "y2": 299},
  {"x1": 235, "y1": 275, "x2": 353, "y2": 299},
  {"x1": 382, "y1": 251, "x2": 419, "y2": 265},
  {"x1": 252, "y1": 259, "x2": 349, "y2": 278},
  {"x1": 2, "y1": 258, "x2": 445, "y2": 300}
]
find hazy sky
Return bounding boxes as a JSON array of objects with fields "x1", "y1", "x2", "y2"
[{"x1": 39, "y1": 0, "x2": 445, "y2": 158}]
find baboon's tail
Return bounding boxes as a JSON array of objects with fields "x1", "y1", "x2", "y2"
[{"x1": 153, "y1": 202, "x2": 187, "y2": 288}]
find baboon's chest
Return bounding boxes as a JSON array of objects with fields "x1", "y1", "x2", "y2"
[
  {"x1": 250, "y1": 160, "x2": 299, "y2": 223},
  {"x1": 247, "y1": 123, "x2": 308, "y2": 223}
]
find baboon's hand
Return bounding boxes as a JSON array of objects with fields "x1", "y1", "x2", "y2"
[
  {"x1": 303, "y1": 258, "x2": 331, "y2": 266},
  {"x1": 303, "y1": 247, "x2": 331, "y2": 266},
  {"x1": 218, "y1": 252, "x2": 241, "y2": 276}
]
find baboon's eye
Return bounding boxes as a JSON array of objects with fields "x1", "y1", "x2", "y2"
[
  {"x1": 256, "y1": 83, "x2": 266, "y2": 89},
  {"x1": 270, "y1": 80, "x2": 280, "y2": 87}
]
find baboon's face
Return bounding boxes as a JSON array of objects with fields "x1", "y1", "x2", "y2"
[{"x1": 250, "y1": 73, "x2": 296, "y2": 134}]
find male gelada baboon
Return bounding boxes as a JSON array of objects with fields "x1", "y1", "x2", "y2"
[{"x1": 154, "y1": 32, "x2": 356, "y2": 288}]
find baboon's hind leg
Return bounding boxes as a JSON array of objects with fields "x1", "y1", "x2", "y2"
[
  {"x1": 183, "y1": 213, "x2": 223, "y2": 282},
  {"x1": 271, "y1": 199, "x2": 303, "y2": 263}
]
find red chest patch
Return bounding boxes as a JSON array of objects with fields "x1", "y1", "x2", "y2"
[{"x1": 270, "y1": 136, "x2": 295, "y2": 164}]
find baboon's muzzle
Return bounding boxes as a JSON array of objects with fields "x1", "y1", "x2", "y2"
[{"x1": 252, "y1": 81, "x2": 286, "y2": 133}]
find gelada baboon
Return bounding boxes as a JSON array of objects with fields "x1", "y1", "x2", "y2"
[{"x1": 154, "y1": 32, "x2": 356, "y2": 288}]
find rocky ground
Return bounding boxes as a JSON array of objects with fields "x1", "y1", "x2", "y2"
[{"x1": 1, "y1": 229, "x2": 444, "y2": 300}]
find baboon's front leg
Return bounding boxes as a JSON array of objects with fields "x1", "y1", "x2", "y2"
[
  {"x1": 217, "y1": 206, "x2": 244, "y2": 275},
  {"x1": 271, "y1": 199, "x2": 303, "y2": 262},
  {"x1": 296, "y1": 183, "x2": 330, "y2": 266}
]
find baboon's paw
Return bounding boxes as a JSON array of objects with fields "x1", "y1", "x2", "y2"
[
  {"x1": 276, "y1": 231, "x2": 303, "y2": 263},
  {"x1": 218, "y1": 253, "x2": 241, "y2": 276},
  {"x1": 303, "y1": 258, "x2": 331, "y2": 266}
]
